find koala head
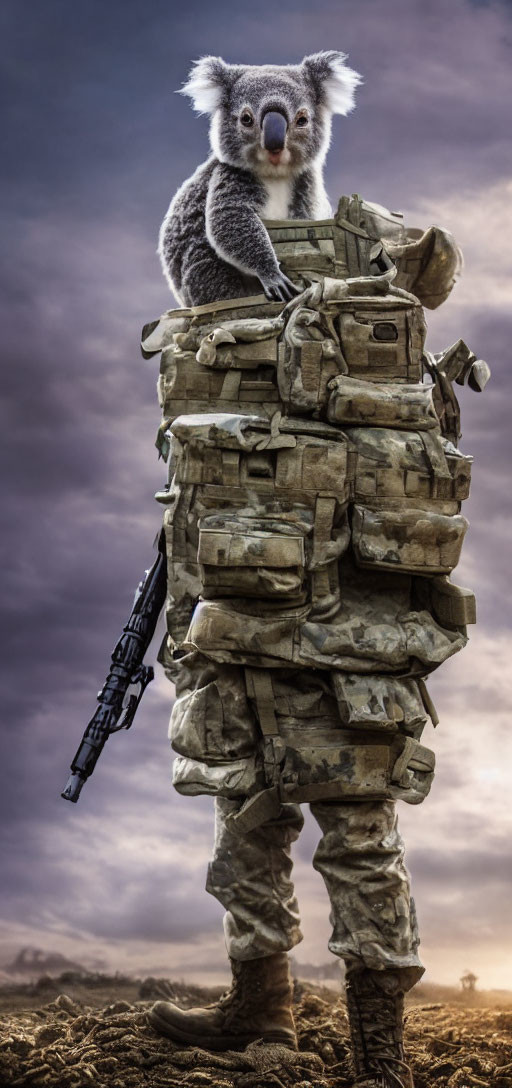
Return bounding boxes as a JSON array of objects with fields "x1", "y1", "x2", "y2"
[{"x1": 179, "y1": 51, "x2": 362, "y2": 179}]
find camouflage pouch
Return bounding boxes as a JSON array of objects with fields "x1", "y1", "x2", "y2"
[
  {"x1": 168, "y1": 654, "x2": 265, "y2": 799},
  {"x1": 429, "y1": 576, "x2": 476, "y2": 626},
  {"x1": 172, "y1": 754, "x2": 264, "y2": 799},
  {"x1": 266, "y1": 667, "x2": 434, "y2": 739},
  {"x1": 160, "y1": 487, "x2": 202, "y2": 650},
  {"x1": 387, "y1": 736, "x2": 436, "y2": 805},
  {"x1": 184, "y1": 587, "x2": 467, "y2": 674},
  {"x1": 350, "y1": 427, "x2": 471, "y2": 509},
  {"x1": 157, "y1": 343, "x2": 280, "y2": 427},
  {"x1": 263, "y1": 194, "x2": 375, "y2": 284},
  {"x1": 334, "y1": 295, "x2": 426, "y2": 384},
  {"x1": 332, "y1": 673, "x2": 430, "y2": 738},
  {"x1": 348, "y1": 424, "x2": 471, "y2": 574},
  {"x1": 143, "y1": 296, "x2": 286, "y2": 442},
  {"x1": 184, "y1": 598, "x2": 307, "y2": 669},
  {"x1": 168, "y1": 413, "x2": 351, "y2": 613},
  {"x1": 264, "y1": 217, "x2": 342, "y2": 283},
  {"x1": 276, "y1": 321, "x2": 345, "y2": 414},
  {"x1": 351, "y1": 505, "x2": 469, "y2": 575},
  {"x1": 327, "y1": 375, "x2": 439, "y2": 431},
  {"x1": 170, "y1": 412, "x2": 351, "y2": 504},
  {"x1": 169, "y1": 655, "x2": 258, "y2": 760},
  {"x1": 276, "y1": 731, "x2": 435, "y2": 807},
  {"x1": 384, "y1": 225, "x2": 462, "y2": 310},
  {"x1": 197, "y1": 514, "x2": 308, "y2": 602},
  {"x1": 414, "y1": 574, "x2": 477, "y2": 628}
]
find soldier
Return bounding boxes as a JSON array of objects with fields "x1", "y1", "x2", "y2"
[{"x1": 141, "y1": 190, "x2": 488, "y2": 1088}]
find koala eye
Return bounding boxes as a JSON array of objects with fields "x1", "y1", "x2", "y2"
[
  {"x1": 295, "y1": 114, "x2": 309, "y2": 127},
  {"x1": 240, "y1": 110, "x2": 254, "y2": 128}
]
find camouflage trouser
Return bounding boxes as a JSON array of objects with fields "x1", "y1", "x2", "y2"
[{"x1": 206, "y1": 795, "x2": 424, "y2": 982}]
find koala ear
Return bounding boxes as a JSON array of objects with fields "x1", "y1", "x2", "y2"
[
  {"x1": 301, "y1": 50, "x2": 362, "y2": 115},
  {"x1": 178, "y1": 55, "x2": 239, "y2": 115}
]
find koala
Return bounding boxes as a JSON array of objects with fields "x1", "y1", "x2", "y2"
[{"x1": 159, "y1": 51, "x2": 361, "y2": 307}]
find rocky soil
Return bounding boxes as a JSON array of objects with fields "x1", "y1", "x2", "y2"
[{"x1": 0, "y1": 975, "x2": 511, "y2": 1087}]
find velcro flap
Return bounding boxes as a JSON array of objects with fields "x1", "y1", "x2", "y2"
[{"x1": 198, "y1": 527, "x2": 305, "y2": 568}]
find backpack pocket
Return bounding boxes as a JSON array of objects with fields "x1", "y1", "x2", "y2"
[
  {"x1": 172, "y1": 754, "x2": 264, "y2": 798},
  {"x1": 332, "y1": 673, "x2": 429, "y2": 736},
  {"x1": 328, "y1": 375, "x2": 439, "y2": 431},
  {"x1": 168, "y1": 657, "x2": 265, "y2": 799},
  {"x1": 352, "y1": 505, "x2": 468, "y2": 574},
  {"x1": 197, "y1": 515, "x2": 308, "y2": 602}
]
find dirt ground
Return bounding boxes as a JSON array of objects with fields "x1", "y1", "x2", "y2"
[{"x1": 0, "y1": 974, "x2": 511, "y2": 1088}]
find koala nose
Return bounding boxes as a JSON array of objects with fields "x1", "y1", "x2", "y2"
[{"x1": 262, "y1": 111, "x2": 288, "y2": 152}]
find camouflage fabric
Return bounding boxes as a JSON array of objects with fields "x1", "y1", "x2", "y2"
[
  {"x1": 263, "y1": 194, "x2": 462, "y2": 309},
  {"x1": 148, "y1": 235, "x2": 480, "y2": 814},
  {"x1": 166, "y1": 654, "x2": 436, "y2": 813},
  {"x1": 206, "y1": 794, "x2": 423, "y2": 977},
  {"x1": 143, "y1": 193, "x2": 487, "y2": 968}
]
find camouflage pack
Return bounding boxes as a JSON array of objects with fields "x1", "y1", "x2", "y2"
[{"x1": 142, "y1": 194, "x2": 486, "y2": 829}]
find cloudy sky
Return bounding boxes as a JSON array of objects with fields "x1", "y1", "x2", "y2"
[{"x1": 1, "y1": 0, "x2": 512, "y2": 990}]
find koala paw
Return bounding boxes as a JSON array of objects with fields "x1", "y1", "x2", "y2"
[{"x1": 261, "y1": 270, "x2": 302, "y2": 303}]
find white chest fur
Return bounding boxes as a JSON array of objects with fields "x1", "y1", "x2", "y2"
[{"x1": 261, "y1": 177, "x2": 293, "y2": 220}]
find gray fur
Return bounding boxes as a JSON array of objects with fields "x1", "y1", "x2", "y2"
[{"x1": 159, "y1": 52, "x2": 362, "y2": 307}]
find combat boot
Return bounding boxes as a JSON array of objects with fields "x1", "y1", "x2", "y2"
[
  {"x1": 148, "y1": 951, "x2": 297, "y2": 1050},
  {"x1": 345, "y1": 966, "x2": 415, "y2": 1087}
]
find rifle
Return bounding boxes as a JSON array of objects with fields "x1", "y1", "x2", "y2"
[{"x1": 61, "y1": 531, "x2": 167, "y2": 803}]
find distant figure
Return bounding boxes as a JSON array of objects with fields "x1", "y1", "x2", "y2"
[{"x1": 460, "y1": 971, "x2": 478, "y2": 991}]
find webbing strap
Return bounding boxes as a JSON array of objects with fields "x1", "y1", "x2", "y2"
[
  {"x1": 244, "y1": 668, "x2": 278, "y2": 736},
  {"x1": 226, "y1": 786, "x2": 281, "y2": 833},
  {"x1": 311, "y1": 495, "x2": 337, "y2": 601},
  {"x1": 344, "y1": 228, "x2": 360, "y2": 277},
  {"x1": 417, "y1": 678, "x2": 439, "y2": 727},
  {"x1": 423, "y1": 350, "x2": 461, "y2": 443},
  {"x1": 220, "y1": 450, "x2": 240, "y2": 487},
  {"x1": 311, "y1": 568, "x2": 331, "y2": 600},
  {"x1": 312, "y1": 495, "x2": 336, "y2": 562},
  {"x1": 220, "y1": 369, "x2": 242, "y2": 400}
]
